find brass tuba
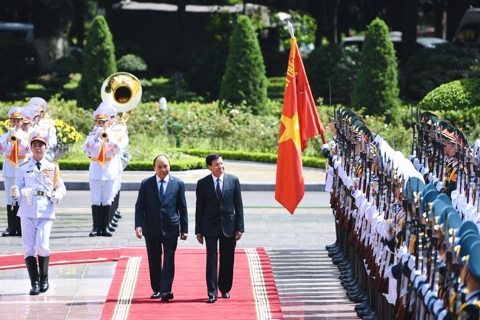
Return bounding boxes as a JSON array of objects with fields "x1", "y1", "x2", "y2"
[{"x1": 101, "y1": 72, "x2": 142, "y2": 113}]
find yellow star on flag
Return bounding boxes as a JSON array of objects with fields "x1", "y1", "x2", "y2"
[{"x1": 279, "y1": 112, "x2": 301, "y2": 151}]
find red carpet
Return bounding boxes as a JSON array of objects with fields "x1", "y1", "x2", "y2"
[
  {"x1": 102, "y1": 247, "x2": 283, "y2": 320},
  {"x1": 0, "y1": 247, "x2": 283, "y2": 319}
]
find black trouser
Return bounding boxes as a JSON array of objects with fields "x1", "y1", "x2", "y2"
[
  {"x1": 205, "y1": 233, "x2": 236, "y2": 297},
  {"x1": 144, "y1": 236, "x2": 178, "y2": 293}
]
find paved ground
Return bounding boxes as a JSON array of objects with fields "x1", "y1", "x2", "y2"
[{"x1": 0, "y1": 161, "x2": 357, "y2": 319}]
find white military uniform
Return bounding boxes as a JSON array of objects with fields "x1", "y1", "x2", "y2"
[
  {"x1": 83, "y1": 123, "x2": 122, "y2": 206},
  {"x1": 83, "y1": 106, "x2": 123, "y2": 237},
  {"x1": 0, "y1": 108, "x2": 30, "y2": 205},
  {"x1": 15, "y1": 150, "x2": 66, "y2": 257},
  {"x1": 29, "y1": 97, "x2": 57, "y2": 160}
]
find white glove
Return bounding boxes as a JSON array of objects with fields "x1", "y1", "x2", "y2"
[
  {"x1": 408, "y1": 256, "x2": 416, "y2": 271},
  {"x1": 423, "y1": 289, "x2": 434, "y2": 306},
  {"x1": 385, "y1": 265, "x2": 394, "y2": 279},
  {"x1": 334, "y1": 160, "x2": 341, "y2": 169},
  {"x1": 436, "y1": 181, "x2": 444, "y2": 192},
  {"x1": 413, "y1": 158, "x2": 420, "y2": 169},
  {"x1": 433, "y1": 299, "x2": 444, "y2": 314},
  {"x1": 10, "y1": 185, "x2": 20, "y2": 199},
  {"x1": 436, "y1": 309, "x2": 447, "y2": 320},
  {"x1": 420, "y1": 166, "x2": 429, "y2": 175},
  {"x1": 50, "y1": 192, "x2": 61, "y2": 204},
  {"x1": 401, "y1": 252, "x2": 410, "y2": 264}
]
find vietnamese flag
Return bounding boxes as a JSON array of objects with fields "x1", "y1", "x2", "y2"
[{"x1": 275, "y1": 36, "x2": 324, "y2": 214}]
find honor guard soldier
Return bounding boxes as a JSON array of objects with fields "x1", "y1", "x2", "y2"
[
  {"x1": 438, "y1": 125, "x2": 467, "y2": 199},
  {"x1": 0, "y1": 107, "x2": 30, "y2": 237},
  {"x1": 83, "y1": 105, "x2": 123, "y2": 237},
  {"x1": 11, "y1": 130, "x2": 66, "y2": 295},
  {"x1": 457, "y1": 241, "x2": 480, "y2": 319}
]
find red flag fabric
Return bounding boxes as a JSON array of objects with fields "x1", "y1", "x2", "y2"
[
  {"x1": 95, "y1": 140, "x2": 107, "y2": 168},
  {"x1": 8, "y1": 140, "x2": 19, "y2": 168},
  {"x1": 275, "y1": 37, "x2": 324, "y2": 214}
]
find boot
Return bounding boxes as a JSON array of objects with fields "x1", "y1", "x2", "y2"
[
  {"x1": 89, "y1": 205, "x2": 101, "y2": 237},
  {"x1": 2, "y1": 205, "x2": 15, "y2": 236},
  {"x1": 25, "y1": 256, "x2": 40, "y2": 295},
  {"x1": 38, "y1": 256, "x2": 50, "y2": 292},
  {"x1": 101, "y1": 205, "x2": 112, "y2": 237},
  {"x1": 13, "y1": 205, "x2": 21, "y2": 236},
  {"x1": 114, "y1": 191, "x2": 122, "y2": 219},
  {"x1": 108, "y1": 205, "x2": 116, "y2": 232}
]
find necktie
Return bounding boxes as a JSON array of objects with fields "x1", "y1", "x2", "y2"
[
  {"x1": 159, "y1": 180, "x2": 165, "y2": 199},
  {"x1": 216, "y1": 178, "x2": 222, "y2": 199},
  {"x1": 36, "y1": 161, "x2": 41, "y2": 170}
]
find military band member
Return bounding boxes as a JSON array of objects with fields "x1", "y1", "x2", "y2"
[
  {"x1": 83, "y1": 105, "x2": 123, "y2": 237},
  {"x1": 29, "y1": 97, "x2": 57, "y2": 161},
  {"x1": 11, "y1": 130, "x2": 66, "y2": 295},
  {"x1": 0, "y1": 107, "x2": 30, "y2": 237}
]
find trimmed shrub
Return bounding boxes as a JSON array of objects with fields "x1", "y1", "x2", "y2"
[
  {"x1": 219, "y1": 15, "x2": 268, "y2": 115},
  {"x1": 304, "y1": 45, "x2": 361, "y2": 106},
  {"x1": 418, "y1": 78, "x2": 480, "y2": 111},
  {"x1": 184, "y1": 42, "x2": 229, "y2": 101},
  {"x1": 351, "y1": 18, "x2": 400, "y2": 119},
  {"x1": 76, "y1": 16, "x2": 117, "y2": 110},
  {"x1": 52, "y1": 56, "x2": 82, "y2": 76},
  {"x1": 117, "y1": 54, "x2": 147, "y2": 74},
  {"x1": 403, "y1": 46, "x2": 478, "y2": 101}
]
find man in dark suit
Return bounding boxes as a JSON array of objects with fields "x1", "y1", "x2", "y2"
[
  {"x1": 135, "y1": 155, "x2": 188, "y2": 301},
  {"x1": 195, "y1": 153, "x2": 244, "y2": 303}
]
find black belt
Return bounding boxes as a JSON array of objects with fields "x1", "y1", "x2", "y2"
[{"x1": 35, "y1": 191, "x2": 45, "y2": 196}]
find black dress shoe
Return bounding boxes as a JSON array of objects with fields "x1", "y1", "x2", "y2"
[
  {"x1": 207, "y1": 296, "x2": 217, "y2": 303},
  {"x1": 354, "y1": 301, "x2": 370, "y2": 311},
  {"x1": 222, "y1": 292, "x2": 230, "y2": 299},
  {"x1": 151, "y1": 292, "x2": 161, "y2": 299},
  {"x1": 161, "y1": 291, "x2": 174, "y2": 302},
  {"x1": 2, "y1": 229, "x2": 12, "y2": 237},
  {"x1": 325, "y1": 242, "x2": 338, "y2": 250},
  {"x1": 357, "y1": 307, "x2": 375, "y2": 317}
]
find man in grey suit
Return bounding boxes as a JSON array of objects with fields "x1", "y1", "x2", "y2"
[
  {"x1": 135, "y1": 155, "x2": 188, "y2": 301},
  {"x1": 195, "y1": 153, "x2": 244, "y2": 303}
]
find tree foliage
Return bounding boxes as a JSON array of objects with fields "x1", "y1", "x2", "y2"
[
  {"x1": 219, "y1": 15, "x2": 268, "y2": 115},
  {"x1": 76, "y1": 15, "x2": 117, "y2": 110},
  {"x1": 0, "y1": 36, "x2": 40, "y2": 99},
  {"x1": 350, "y1": 18, "x2": 400, "y2": 118}
]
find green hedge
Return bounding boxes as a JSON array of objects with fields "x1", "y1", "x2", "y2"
[{"x1": 4, "y1": 150, "x2": 325, "y2": 171}]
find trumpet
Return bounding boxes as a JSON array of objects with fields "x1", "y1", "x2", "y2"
[
  {"x1": 8, "y1": 128, "x2": 19, "y2": 143},
  {"x1": 96, "y1": 127, "x2": 109, "y2": 140}
]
